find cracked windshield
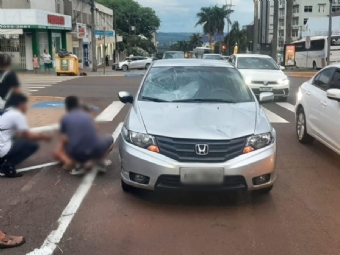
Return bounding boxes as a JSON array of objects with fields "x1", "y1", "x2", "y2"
[{"x1": 0, "y1": 0, "x2": 339, "y2": 254}]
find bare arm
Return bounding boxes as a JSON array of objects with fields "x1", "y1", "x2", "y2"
[{"x1": 16, "y1": 131, "x2": 51, "y2": 141}]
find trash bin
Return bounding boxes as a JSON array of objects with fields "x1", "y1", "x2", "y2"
[{"x1": 55, "y1": 50, "x2": 80, "y2": 76}]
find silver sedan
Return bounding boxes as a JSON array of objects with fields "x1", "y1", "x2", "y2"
[
  {"x1": 118, "y1": 59, "x2": 277, "y2": 194},
  {"x1": 113, "y1": 56, "x2": 153, "y2": 71}
]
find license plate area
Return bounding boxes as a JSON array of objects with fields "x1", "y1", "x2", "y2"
[
  {"x1": 180, "y1": 168, "x2": 224, "y2": 184},
  {"x1": 259, "y1": 87, "x2": 273, "y2": 92}
]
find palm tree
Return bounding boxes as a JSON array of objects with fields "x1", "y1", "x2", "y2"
[
  {"x1": 286, "y1": 0, "x2": 293, "y2": 44},
  {"x1": 272, "y1": 0, "x2": 279, "y2": 60},
  {"x1": 224, "y1": 21, "x2": 248, "y2": 53},
  {"x1": 196, "y1": 7, "x2": 215, "y2": 49},
  {"x1": 189, "y1": 33, "x2": 203, "y2": 48},
  {"x1": 253, "y1": 0, "x2": 259, "y2": 53}
]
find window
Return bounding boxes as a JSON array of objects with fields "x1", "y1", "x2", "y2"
[
  {"x1": 279, "y1": 9, "x2": 285, "y2": 16},
  {"x1": 330, "y1": 69, "x2": 340, "y2": 89},
  {"x1": 313, "y1": 68, "x2": 334, "y2": 89},
  {"x1": 279, "y1": 30, "x2": 284, "y2": 37},
  {"x1": 304, "y1": 6, "x2": 312, "y2": 12},
  {"x1": 293, "y1": 6, "x2": 299, "y2": 13},
  {"x1": 319, "y1": 4, "x2": 326, "y2": 12},
  {"x1": 279, "y1": 40, "x2": 284, "y2": 47},
  {"x1": 332, "y1": 6, "x2": 340, "y2": 12},
  {"x1": 292, "y1": 18, "x2": 299, "y2": 26},
  {"x1": 279, "y1": 20, "x2": 284, "y2": 26},
  {"x1": 304, "y1": 18, "x2": 308, "y2": 25},
  {"x1": 292, "y1": 30, "x2": 299, "y2": 37},
  {"x1": 280, "y1": 0, "x2": 285, "y2": 5}
]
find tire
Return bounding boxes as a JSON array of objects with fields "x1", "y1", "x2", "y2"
[
  {"x1": 121, "y1": 180, "x2": 132, "y2": 193},
  {"x1": 296, "y1": 107, "x2": 314, "y2": 144},
  {"x1": 122, "y1": 65, "x2": 128, "y2": 72},
  {"x1": 145, "y1": 63, "x2": 150, "y2": 69},
  {"x1": 313, "y1": 61, "x2": 317, "y2": 70}
]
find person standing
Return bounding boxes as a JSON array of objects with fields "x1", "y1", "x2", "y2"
[
  {"x1": 0, "y1": 94, "x2": 51, "y2": 178},
  {"x1": 32, "y1": 54, "x2": 39, "y2": 74},
  {"x1": 0, "y1": 53, "x2": 21, "y2": 110},
  {"x1": 105, "y1": 55, "x2": 109, "y2": 66},
  {"x1": 40, "y1": 49, "x2": 52, "y2": 74}
]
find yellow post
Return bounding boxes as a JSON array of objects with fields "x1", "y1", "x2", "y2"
[{"x1": 234, "y1": 43, "x2": 238, "y2": 54}]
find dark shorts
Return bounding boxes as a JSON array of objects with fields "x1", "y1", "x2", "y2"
[
  {"x1": 67, "y1": 135, "x2": 114, "y2": 163},
  {"x1": 44, "y1": 63, "x2": 53, "y2": 69}
]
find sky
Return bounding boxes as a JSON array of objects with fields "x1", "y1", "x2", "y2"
[{"x1": 136, "y1": 0, "x2": 254, "y2": 33}]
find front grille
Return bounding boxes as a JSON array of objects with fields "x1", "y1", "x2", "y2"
[
  {"x1": 154, "y1": 136, "x2": 247, "y2": 163},
  {"x1": 156, "y1": 175, "x2": 247, "y2": 190},
  {"x1": 252, "y1": 81, "x2": 278, "y2": 85}
]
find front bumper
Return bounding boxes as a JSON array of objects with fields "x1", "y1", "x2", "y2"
[
  {"x1": 119, "y1": 134, "x2": 277, "y2": 191},
  {"x1": 249, "y1": 83, "x2": 290, "y2": 97}
]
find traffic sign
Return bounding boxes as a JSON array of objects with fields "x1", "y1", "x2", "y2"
[{"x1": 305, "y1": 36, "x2": 311, "y2": 50}]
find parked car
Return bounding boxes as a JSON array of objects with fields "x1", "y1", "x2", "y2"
[
  {"x1": 295, "y1": 64, "x2": 340, "y2": 155},
  {"x1": 162, "y1": 51, "x2": 185, "y2": 59},
  {"x1": 229, "y1": 54, "x2": 289, "y2": 101},
  {"x1": 118, "y1": 59, "x2": 277, "y2": 194},
  {"x1": 112, "y1": 56, "x2": 153, "y2": 72},
  {"x1": 202, "y1": 54, "x2": 224, "y2": 60}
]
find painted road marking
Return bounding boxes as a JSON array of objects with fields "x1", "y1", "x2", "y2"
[
  {"x1": 28, "y1": 86, "x2": 51, "y2": 89},
  {"x1": 17, "y1": 162, "x2": 59, "y2": 173},
  {"x1": 262, "y1": 107, "x2": 289, "y2": 123},
  {"x1": 26, "y1": 123, "x2": 124, "y2": 255},
  {"x1": 95, "y1": 101, "x2": 125, "y2": 122},
  {"x1": 276, "y1": 102, "x2": 295, "y2": 113},
  {"x1": 29, "y1": 90, "x2": 38, "y2": 92}
]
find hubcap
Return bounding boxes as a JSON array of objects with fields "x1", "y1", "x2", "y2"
[{"x1": 297, "y1": 112, "x2": 305, "y2": 139}]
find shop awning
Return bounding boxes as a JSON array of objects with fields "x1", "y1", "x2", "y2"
[{"x1": 0, "y1": 29, "x2": 23, "y2": 35}]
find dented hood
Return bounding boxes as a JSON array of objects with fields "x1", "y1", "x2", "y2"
[{"x1": 137, "y1": 101, "x2": 258, "y2": 139}]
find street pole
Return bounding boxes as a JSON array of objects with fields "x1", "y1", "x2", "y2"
[
  {"x1": 253, "y1": 0, "x2": 259, "y2": 53},
  {"x1": 327, "y1": 0, "x2": 332, "y2": 66},
  {"x1": 103, "y1": 27, "x2": 106, "y2": 75},
  {"x1": 114, "y1": 9, "x2": 119, "y2": 63},
  {"x1": 90, "y1": 0, "x2": 97, "y2": 72}
]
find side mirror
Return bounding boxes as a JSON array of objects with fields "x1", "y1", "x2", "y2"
[
  {"x1": 280, "y1": 65, "x2": 285, "y2": 70},
  {"x1": 327, "y1": 88, "x2": 340, "y2": 102},
  {"x1": 118, "y1": 91, "x2": 134, "y2": 104},
  {"x1": 259, "y1": 92, "x2": 274, "y2": 103}
]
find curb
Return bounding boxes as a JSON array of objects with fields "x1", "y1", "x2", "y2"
[
  {"x1": 287, "y1": 74, "x2": 313, "y2": 78},
  {"x1": 124, "y1": 73, "x2": 144, "y2": 77}
]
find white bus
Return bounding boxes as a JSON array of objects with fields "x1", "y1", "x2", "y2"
[
  {"x1": 292, "y1": 36, "x2": 340, "y2": 69},
  {"x1": 193, "y1": 47, "x2": 212, "y2": 59}
]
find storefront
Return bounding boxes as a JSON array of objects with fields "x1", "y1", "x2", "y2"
[{"x1": 0, "y1": 9, "x2": 72, "y2": 70}]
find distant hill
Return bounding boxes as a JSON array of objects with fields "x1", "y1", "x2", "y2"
[{"x1": 157, "y1": 32, "x2": 193, "y2": 45}]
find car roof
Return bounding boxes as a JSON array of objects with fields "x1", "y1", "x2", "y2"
[
  {"x1": 234, "y1": 54, "x2": 272, "y2": 58},
  {"x1": 203, "y1": 53, "x2": 222, "y2": 55},
  {"x1": 152, "y1": 59, "x2": 234, "y2": 68},
  {"x1": 164, "y1": 51, "x2": 184, "y2": 53}
]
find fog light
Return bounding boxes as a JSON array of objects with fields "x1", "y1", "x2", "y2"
[
  {"x1": 252, "y1": 174, "x2": 271, "y2": 185},
  {"x1": 129, "y1": 172, "x2": 150, "y2": 184}
]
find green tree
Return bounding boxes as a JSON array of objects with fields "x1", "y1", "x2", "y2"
[
  {"x1": 189, "y1": 33, "x2": 203, "y2": 48},
  {"x1": 224, "y1": 21, "x2": 248, "y2": 54},
  {"x1": 169, "y1": 40, "x2": 191, "y2": 52}
]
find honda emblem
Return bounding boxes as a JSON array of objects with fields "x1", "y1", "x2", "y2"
[{"x1": 195, "y1": 144, "x2": 209, "y2": 155}]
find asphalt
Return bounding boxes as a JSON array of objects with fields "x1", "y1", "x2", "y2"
[{"x1": 2, "y1": 76, "x2": 340, "y2": 255}]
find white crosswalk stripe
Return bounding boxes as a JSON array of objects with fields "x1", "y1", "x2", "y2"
[
  {"x1": 19, "y1": 75, "x2": 80, "y2": 95},
  {"x1": 262, "y1": 107, "x2": 289, "y2": 123},
  {"x1": 276, "y1": 102, "x2": 295, "y2": 113}
]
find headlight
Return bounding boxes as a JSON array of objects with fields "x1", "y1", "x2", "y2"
[
  {"x1": 244, "y1": 77, "x2": 252, "y2": 85},
  {"x1": 278, "y1": 78, "x2": 289, "y2": 85},
  {"x1": 122, "y1": 126, "x2": 159, "y2": 152},
  {"x1": 297, "y1": 88, "x2": 303, "y2": 101},
  {"x1": 243, "y1": 131, "x2": 275, "y2": 154}
]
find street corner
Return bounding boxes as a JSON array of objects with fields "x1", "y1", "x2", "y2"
[{"x1": 27, "y1": 96, "x2": 66, "y2": 128}]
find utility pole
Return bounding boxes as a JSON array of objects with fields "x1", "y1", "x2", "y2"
[
  {"x1": 90, "y1": 0, "x2": 97, "y2": 72},
  {"x1": 327, "y1": 0, "x2": 332, "y2": 66},
  {"x1": 103, "y1": 26, "x2": 106, "y2": 75},
  {"x1": 114, "y1": 9, "x2": 119, "y2": 63},
  {"x1": 224, "y1": 0, "x2": 234, "y2": 55},
  {"x1": 272, "y1": 0, "x2": 278, "y2": 61},
  {"x1": 253, "y1": 0, "x2": 259, "y2": 53}
]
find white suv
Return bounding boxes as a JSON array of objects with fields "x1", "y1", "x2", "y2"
[{"x1": 295, "y1": 65, "x2": 340, "y2": 154}]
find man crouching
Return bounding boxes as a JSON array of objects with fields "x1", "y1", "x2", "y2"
[{"x1": 54, "y1": 96, "x2": 114, "y2": 175}]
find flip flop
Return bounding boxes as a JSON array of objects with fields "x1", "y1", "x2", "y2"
[{"x1": 0, "y1": 233, "x2": 26, "y2": 249}]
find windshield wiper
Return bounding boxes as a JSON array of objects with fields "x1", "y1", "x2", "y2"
[
  {"x1": 141, "y1": 96, "x2": 169, "y2": 102},
  {"x1": 172, "y1": 98, "x2": 236, "y2": 103}
]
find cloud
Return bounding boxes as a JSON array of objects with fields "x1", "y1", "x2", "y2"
[{"x1": 137, "y1": 0, "x2": 254, "y2": 32}]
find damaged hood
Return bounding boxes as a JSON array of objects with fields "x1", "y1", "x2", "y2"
[{"x1": 137, "y1": 101, "x2": 258, "y2": 139}]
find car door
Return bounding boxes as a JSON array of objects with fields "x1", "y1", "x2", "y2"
[
  {"x1": 324, "y1": 68, "x2": 340, "y2": 152},
  {"x1": 306, "y1": 67, "x2": 335, "y2": 143},
  {"x1": 128, "y1": 57, "x2": 138, "y2": 69}
]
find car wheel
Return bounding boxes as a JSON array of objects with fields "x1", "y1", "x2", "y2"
[
  {"x1": 296, "y1": 108, "x2": 314, "y2": 144},
  {"x1": 313, "y1": 61, "x2": 317, "y2": 70},
  {"x1": 122, "y1": 65, "x2": 128, "y2": 72},
  {"x1": 121, "y1": 180, "x2": 133, "y2": 192},
  {"x1": 145, "y1": 63, "x2": 150, "y2": 69},
  {"x1": 112, "y1": 65, "x2": 116, "y2": 70}
]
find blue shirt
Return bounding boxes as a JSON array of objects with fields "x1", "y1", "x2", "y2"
[{"x1": 60, "y1": 109, "x2": 99, "y2": 155}]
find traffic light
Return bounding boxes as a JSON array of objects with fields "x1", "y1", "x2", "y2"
[{"x1": 222, "y1": 45, "x2": 226, "y2": 50}]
